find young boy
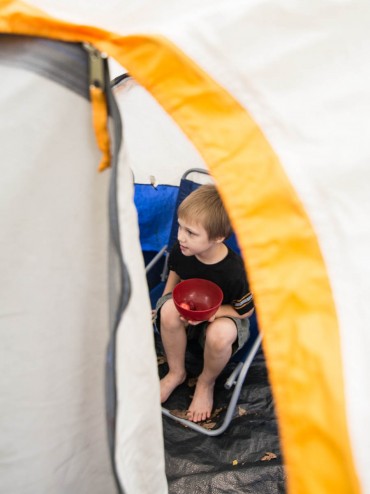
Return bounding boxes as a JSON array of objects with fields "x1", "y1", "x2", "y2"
[{"x1": 155, "y1": 184, "x2": 254, "y2": 423}]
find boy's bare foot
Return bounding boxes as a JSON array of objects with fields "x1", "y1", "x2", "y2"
[
  {"x1": 186, "y1": 378, "x2": 215, "y2": 422},
  {"x1": 160, "y1": 372, "x2": 186, "y2": 403}
]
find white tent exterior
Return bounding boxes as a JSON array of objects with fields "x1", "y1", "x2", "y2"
[
  {"x1": 0, "y1": 42, "x2": 118, "y2": 493},
  {"x1": 1, "y1": 1, "x2": 370, "y2": 493},
  {"x1": 0, "y1": 33, "x2": 166, "y2": 494}
]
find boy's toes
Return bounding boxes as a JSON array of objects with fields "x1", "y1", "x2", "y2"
[{"x1": 186, "y1": 409, "x2": 209, "y2": 423}]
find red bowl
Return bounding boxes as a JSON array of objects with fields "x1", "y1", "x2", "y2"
[{"x1": 173, "y1": 278, "x2": 223, "y2": 322}]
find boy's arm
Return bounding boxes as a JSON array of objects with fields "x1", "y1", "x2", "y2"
[
  {"x1": 151, "y1": 270, "x2": 180, "y2": 322},
  {"x1": 186, "y1": 304, "x2": 253, "y2": 326},
  {"x1": 162, "y1": 270, "x2": 180, "y2": 296},
  {"x1": 214, "y1": 304, "x2": 254, "y2": 321}
]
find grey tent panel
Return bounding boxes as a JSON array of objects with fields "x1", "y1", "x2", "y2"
[{"x1": 0, "y1": 33, "x2": 89, "y2": 100}]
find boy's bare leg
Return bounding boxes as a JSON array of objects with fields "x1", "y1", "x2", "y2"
[
  {"x1": 160, "y1": 300, "x2": 187, "y2": 403},
  {"x1": 187, "y1": 319, "x2": 237, "y2": 422}
]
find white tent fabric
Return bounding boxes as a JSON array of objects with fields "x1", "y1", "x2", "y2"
[
  {"x1": 107, "y1": 16, "x2": 370, "y2": 493},
  {"x1": 114, "y1": 137, "x2": 167, "y2": 494},
  {"x1": 1, "y1": 1, "x2": 370, "y2": 493},
  {"x1": 0, "y1": 65, "x2": 115, "y2": 493},
  {"x1": 113, "y1": 76, "x2": 206, "y2": 186},
  {"x1": 0, "y1": 56, "x2": 167, "y2": 494},
  {"x1": 108, "y1": 6, "x2": 370, "y2": 493}
]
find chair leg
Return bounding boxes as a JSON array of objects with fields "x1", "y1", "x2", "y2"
[{"x1": 225, "y1": 362, "x2": 243, "y2": 390}]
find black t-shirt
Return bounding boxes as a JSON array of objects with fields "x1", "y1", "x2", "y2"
[{"x1": 168, "y1": 242, "x2": 254, "y2": 315}]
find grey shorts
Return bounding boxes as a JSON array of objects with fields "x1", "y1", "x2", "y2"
[{"x1": 154, "y1": 293, "x2": 250, "y2": 355}]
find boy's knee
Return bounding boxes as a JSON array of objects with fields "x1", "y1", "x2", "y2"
[
  {"x1": 205, "y1": 318, "x2": 237, "y2": 351},
  {"x1": 160, "y1": 298, "x2": 181, "y2": 326}
]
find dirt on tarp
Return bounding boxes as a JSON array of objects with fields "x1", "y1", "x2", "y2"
[{"x1": 157, "y1": 338, "x2": 286, "y2": 494}]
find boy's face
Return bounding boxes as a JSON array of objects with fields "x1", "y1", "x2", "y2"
[{"x1": 177, "y1": 217, "x2": 220, "y2": 257}]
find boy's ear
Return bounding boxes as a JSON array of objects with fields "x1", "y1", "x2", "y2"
[{"x1": 215, "y1": 236, "x2": 226, "y2": 244}]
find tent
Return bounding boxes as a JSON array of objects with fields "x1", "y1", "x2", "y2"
[{"x1": 1, "y1": 1, "x2": 370, "y2": 493}]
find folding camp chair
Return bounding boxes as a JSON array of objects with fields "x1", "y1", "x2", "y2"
[{"x1": 145, "y1": 168, "x2": 262, "y2": 435}]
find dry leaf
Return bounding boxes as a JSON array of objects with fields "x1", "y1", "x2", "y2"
[
  {"x1": 202, "y1": 421, "x2": 217, "y2": 430},
  {"x1": 211, "y1": 407, "x2": 224, "y2": 418},
  {"x1": 261, "y1": 452, "x2": 277, "y2": 461},
  {"x1": 237, "y1": 406, "x2": 247, "y2": 416},
  {"x1": 232, "y1": 459, "x2": 238, "y2": 466},
  {"x1": 187, "y1": 377, "x2": 198, "y2": 388},
  {"x1": 169, "y1": 409, "x2": 189, "y2": 420}
]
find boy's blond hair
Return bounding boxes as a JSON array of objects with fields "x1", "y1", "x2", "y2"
[{"x1": 177, "y1": 184, "x2": 232, "y2": 240}]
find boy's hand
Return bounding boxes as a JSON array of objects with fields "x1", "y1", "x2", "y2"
[
  {"x1": 151, "y1": 309, "x2": 157, "y2": 323},
  {"x1": 179, "y1": 315, "x2": 200, "y2": 326},
  {"x1": 179, "y1": 315, "x2": 215, "y2": 325},
  {"x1": 186, "y1": 319, "x2": 203, "y2": 326}
]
